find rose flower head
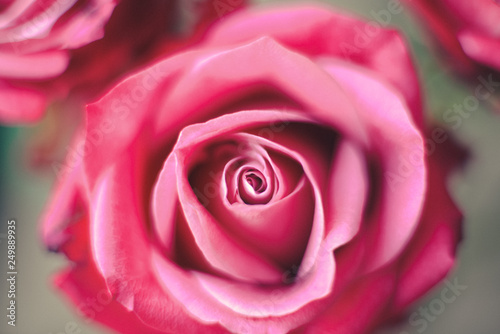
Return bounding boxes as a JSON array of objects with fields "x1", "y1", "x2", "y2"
[{"x1": 41, "y1": 4, "x2": 463, "y2": 334}]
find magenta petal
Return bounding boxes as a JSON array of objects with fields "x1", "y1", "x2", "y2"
[
  {"x1": 324, "y1": 140, "x2": 368, "y2": 250},
  {"x1": 41, "y1": 0, "x2": 116, "y2": 50},
  {"x1": 91, "y1": 161, "x2": 150, "y2": 310},
  {"x1": 0, "y1": 84, "x2": 46, "y2": 123},
  {"x1": 392, "y1": 137, "x2": 463, "y2": 310},
  {"x1": 153, "y1": 37, "x2": 367, "y2": 144},
  {"x1": 151, "y1": 245, "x2": 335, "y2": 333},
  {"x1": 83, "y1": 51, "x2": 189, "y2": 186},
  {"x1": 204, "y1": 132, "x2": 324, "y2": 270},
  {"x1": 0, "y1": 0, "x2": 116, "y2": 51},
  {"x1": 194, "y1": 247, "x2": 334, "y2": 318},
  {"x1": 302, "y1": 270, "x2": 397, "y2": 334},
  {"x1": 89, "y1": 153, "x2": 229, "y2": 333},
  {"x1": 40, "y1": 160, "x2": 83, "y2": 250},
  {"x1": 458, "y1": 30, "x2": 500, "y2": 70},
  {"x1": 54, "y1": 266, "x2": 174, "y2": 334},
  {"x1": 0, "y1": 50, "x2": 68, "y2": 79},
  {"x1": 322, "y1": 59, "x2": 426, "y2": 270},
  {"x1": 151, "y1": 153, "x2": 178, "y2": 255},
  {"x1": 203, "y1": 4, "x2": 423, "y2": 128}
]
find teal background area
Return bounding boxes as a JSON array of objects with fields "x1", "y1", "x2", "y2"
[{"x1": 1, "y1": 0, "x2": 500, "y2": 333}]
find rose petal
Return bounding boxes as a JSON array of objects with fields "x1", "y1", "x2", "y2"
[
  {"x1": 0, "y1": 0, "x2": 116, "y2": 51},
  {"x1": 151, "y1": 153, "x2": 178, "y2": 255},
  {"x1": 0, "y1": 0, "x2": 35, "y2": 28},
  {"x1": 83, "y1": 51, "x2": 188, "y2": 186},
  {"x1": 203, "y1": 4, "x2": 423, "y2": 128},
  {"x1": 153, "y1": 36, "x2": 367, "y2": 145},
  {"x1": 392, "y1": 135, "x2": 463, "y2": 310},
  {"x1": 458, "y1": 30, "x2": 500, "y2": 71},
  {"x1": 0, "y1": 83, "x2": 46, "y2": 123},
  {"x1": 84, "y1": 35, "x2": 364, "y2": 188},
  {"x1": 54, "y1": 264, "x2": 173, "y2": 334},
  {"x1": 40, "y1": 159, "x2": 84, "y2": 251},
  {"x1": 193, "y1": 249, "x2": 335, "y2": 318},
  {"x1": 0, "y1": 0, "x2": 76, "y2": 43},
  {"x1": 321, "y1": 58, "x2": 426, "y2": 271},
  {"x1": 0, "y1": 50, "x2": 68, "y2": 79},
  {"x1": 299, "y1": 270, "x2": 397, "y2": 334},
  {"x1": 90, "y1": 154, "x2": 227, "y2": 333},
  {"x1": 324, "y1": 140, "x2": 368, "y2": 250},
  {"x1": 151, "y1": 246, "x2": 335, "y2": 333}
]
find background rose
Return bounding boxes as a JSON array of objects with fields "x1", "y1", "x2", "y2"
[
  {"x1": 41, "y1": 4, "x2": 462, "y2": 334},
  {"x1": 403, "y1": 0, "x2": 500, "y2": 77},
  {"x1": 0, "y1": 0, "x2": 244, "y2": 125},
  {"x1": 0, "y1": 0, "x2": 117, "y2": 123}
]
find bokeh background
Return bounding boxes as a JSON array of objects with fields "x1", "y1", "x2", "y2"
[{"x1": 1, "y1": 0, "x2": 500, "y2": 333}]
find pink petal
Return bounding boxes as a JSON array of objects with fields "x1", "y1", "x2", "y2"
[
  {"x1": 324, "y1": 140, "x2": 368, "y2": 250},
  {"x1": 459, "y1": 30, "x2": 500, "y2": 71},
  {"x1": 392, "y1": 135, "x2": 463, "y2": 310},
  {"x1": 300, "y1": 270, "x2": 397, "y2": 334},
  {"x1": 153, "y1": 37, "x2": 367, "y2": 145},
  {"x1": 0, "y1": 50, "x2": 68, "y2": 79},
  {"x1": 39, "y1": 157, "x2": 84, "y2": 250},
  {"x1": 151, "y1": 153, "x2": 178, "y2": 255},
  {"x1": 83, "y1": 51, "x2": 190, "y2": 186},
  {"x1": 203, "y1": 4, "x2": 423, "y2": 128},
  {"x1": 0, "y1": 83, "x2": 46, "y2": 123},
  {"x1": 321, "y1": 59, "x2": 426, "y2": 271},
  {"x1": 151, "y1": 246, "x2": 335, "y2": 333}
]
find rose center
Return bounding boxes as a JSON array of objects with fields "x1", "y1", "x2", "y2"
[
  {"x1": 244, "y1": 170, "x2": 266, "y2": 193},
  {"x1": 238, "y1": 167, "x2": 272, "y2": 205}
]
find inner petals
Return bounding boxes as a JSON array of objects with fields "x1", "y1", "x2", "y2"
[
  {"x1": 245, "y1": 170, "x2": 265, "y2": 192},
  {"x1": 239, "y1": 168, "x2": 271, "y2": 204}
]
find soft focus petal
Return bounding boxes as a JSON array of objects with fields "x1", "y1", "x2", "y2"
[
  {"x1": 0, "y1": 83, "x2": 46, "y2": 123},
  {"x1": 203, "y1": 4, "x2": 423, "y2": 128}
]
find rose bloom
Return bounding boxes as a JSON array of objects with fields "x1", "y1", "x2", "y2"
[
  {"x1": 404, "y1": 0, "x2": 500, "y2": 76},
  {"x1": 42, "y1": 5, "x2": 463, "y2": 334}
]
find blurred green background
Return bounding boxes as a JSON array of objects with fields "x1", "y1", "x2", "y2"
[{"x1": 1, "y1": 0, "x2": 500, "y2": 333}]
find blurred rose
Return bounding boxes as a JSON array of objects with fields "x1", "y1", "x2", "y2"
[
  {"x1": 42, "y1": 5, "x2": 462, "y2": 334},
  {"x1": 0, "y1": 0, "x2": 244, "y2": 125},
  {"x1": 404, "y1": 0, "x2": 500, "y2": 76},
  {"x1": 0, "y1": 0, "x2": 117, "y2": 123}
]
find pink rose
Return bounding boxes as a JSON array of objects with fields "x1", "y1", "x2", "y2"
[
  {"x1": 404, "y1": 0, "x2": 500, "y2": 76},
  {"x1": 42, "y1": 5, "x2": 462, "y2": 333},
  {"x1": 0, "y1": 0, "x2": 117, "y2": 123}
]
